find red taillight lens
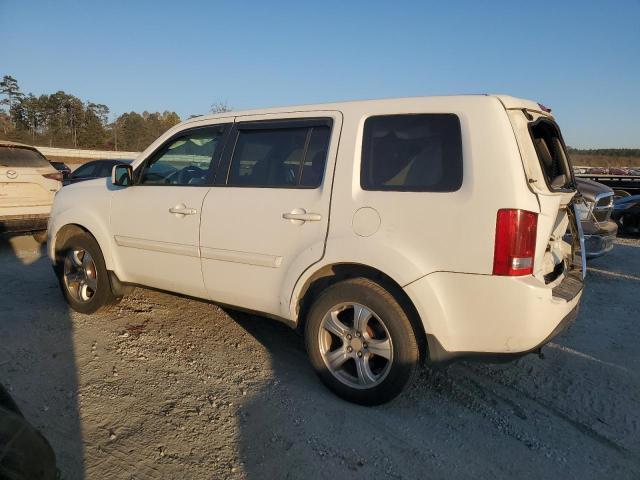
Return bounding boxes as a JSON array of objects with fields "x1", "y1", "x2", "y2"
[
  {"x1": 43, "y1": 172, "x2": 63, "y2": 182},
  {"x1": 493, "y1": 209, "x2": 538, "y2": 276}
]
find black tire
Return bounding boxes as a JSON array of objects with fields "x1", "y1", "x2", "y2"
[
  {"x1": 56, "y1": 232, "x2": 116, "y2": 314},
  {"x1": 620, "y1": 213, "x2": 640, "y2": 236},
  {"x1": 305, "y1": 278, "x2": 420, "y2": 405}
]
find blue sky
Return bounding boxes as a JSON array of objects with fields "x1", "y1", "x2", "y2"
[{"x1": 1, "y1": 0, "x2": 638, "y2": 147}]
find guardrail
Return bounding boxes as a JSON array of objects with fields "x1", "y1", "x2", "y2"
[{"x1": 36, "y1": 146, "x2": 140, "y2": 160}]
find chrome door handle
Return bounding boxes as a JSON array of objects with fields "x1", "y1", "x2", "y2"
[
  {"x1": 169, "y1": 205, "x2": 198, "y2": 216},
  {"x1": 282, "y1": 209, "x2": 322, "y2": 222}
]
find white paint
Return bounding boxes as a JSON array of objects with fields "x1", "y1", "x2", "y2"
[{"x1": 49, "y1": 94, "x2": 581, "y2": 358}]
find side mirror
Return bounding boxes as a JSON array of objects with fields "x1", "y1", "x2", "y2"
[{"x1": 112, "y1": 164, "x2": 133, "y2": 187}]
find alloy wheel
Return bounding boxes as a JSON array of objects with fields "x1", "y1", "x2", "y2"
[
  {"x1": 318, "y1": 302, "x2": 393, "y2": 389},
  {"x1": 63, "y1": 248, "x2": 98, "y2": 303}
]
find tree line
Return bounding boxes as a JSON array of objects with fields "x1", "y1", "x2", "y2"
[
  {"x1": 0, "y1": 75, "x2": 183, "y2": 152},
  {"x1": 567, "y1": 147, "x2": 640, "y2": 157},
  {"x1": 8, "y1": 73, "x2": 632, "y2": 156}
]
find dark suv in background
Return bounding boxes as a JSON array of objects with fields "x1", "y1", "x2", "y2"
[{"x1": 63, "y1": 159, "x2": 133, "y2": 186}]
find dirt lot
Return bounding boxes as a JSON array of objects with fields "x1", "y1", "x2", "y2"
[{"x1": 1, "y1": 235, "x2": 639, "y2": 480}]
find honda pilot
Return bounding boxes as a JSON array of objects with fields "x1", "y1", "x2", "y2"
[{"x1": 48, "y1": 95, "x2": 584, "y2": 404}]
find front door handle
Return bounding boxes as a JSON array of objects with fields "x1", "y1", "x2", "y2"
[
  {"x1": 282, "y1": 208, "x2": 322, "y2": 223},
  {"x1": 169, "y1": 204, "x2": 198, "y2": 216}
]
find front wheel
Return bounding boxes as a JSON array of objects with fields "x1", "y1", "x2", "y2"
[
  {"x1": 56, "y1": 232, "x2": 116, "y2": 314},
  {"x1": 305, "y1": 278, "x2": 420, "y2": 405}
]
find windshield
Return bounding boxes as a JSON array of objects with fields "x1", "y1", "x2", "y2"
[{"x1": 0, "y1": 147, "x2": 51, "y2": 168}]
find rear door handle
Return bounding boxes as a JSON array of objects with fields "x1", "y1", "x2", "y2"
[
  {"x1": 282, "y1": 208, "x2": 322, "y2": 223},
  {"x1": 169, "y1": 204, "x2": 198, "y2": 216}
]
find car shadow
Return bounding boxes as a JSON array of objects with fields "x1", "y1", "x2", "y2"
[
  {"x1": 226, "y1": 247, "x2": 640, "y2": 479},
  {"x1": 0, "y1": 235, "x2": 85, "y2": 478}
]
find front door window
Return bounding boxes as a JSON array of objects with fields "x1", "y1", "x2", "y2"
[{"x1": 139, "y1": 128, "x2": 225, "y2": 186}]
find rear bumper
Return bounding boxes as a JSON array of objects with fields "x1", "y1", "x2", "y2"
[
  {"x1": 425, "y1": 304, "x2": 579, "y2": 364},
  {"x1": 404, "y1": 269, "x2": 583, "y2": 363},
  {"x1": 0, "y1": 214, "x2": 49, "y2": 234}
]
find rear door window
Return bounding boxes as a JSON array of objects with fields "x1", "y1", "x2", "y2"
[
  {"x1": 0, "y1": 147, "x2": 51, "y2": 168},
  {"x1": 360, "y1": 114, "x2": 463, "y2": 192},
  {"x1": 300, "y1": 127, "x2": 330, "y2": 187},
  {"x1": 226, "y1": 121, "x2": 331, "y2": 188}
]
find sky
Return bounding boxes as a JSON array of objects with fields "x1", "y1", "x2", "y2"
[{"x1": 1, "y1": 0, "x2": 639, "y2": 148}]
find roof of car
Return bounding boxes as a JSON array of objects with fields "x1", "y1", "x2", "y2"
[
  {"x1": 0, "y1": 140, "x2": 42, "y2": 150},
  {"x1": 182, "y1": 94, "x2": 548, "y2": 127},
  {"x1": 88, "y1": 158, "x2": 133, "y2": 164}
]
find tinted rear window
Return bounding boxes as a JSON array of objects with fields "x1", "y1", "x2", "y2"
[
  {"x1": 361, "y1": 114, "x2": 463, "y2": 192},
  {"x1": 0, "y1": 147, "x2": 50, "y2": 168}
]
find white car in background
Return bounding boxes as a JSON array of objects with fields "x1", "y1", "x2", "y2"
[
  {"x1": 48, "y1": 95, "x2": 584, "y2": 404},
  {"x1": 0, "y1": 141, "x2": 62, "y2": 242}
]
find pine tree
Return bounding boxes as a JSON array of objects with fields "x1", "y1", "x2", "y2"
[{"x1": 0, "y1": 75, "x2": 24, "y2": 125}]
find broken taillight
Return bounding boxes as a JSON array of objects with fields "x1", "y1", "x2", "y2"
[{"x1": 493, "y1": 209, "x2": 538, "y2": 276}]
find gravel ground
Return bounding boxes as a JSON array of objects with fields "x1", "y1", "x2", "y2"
[{"x1": 1, "y1": 235, "x2": 639, "y2": 480}]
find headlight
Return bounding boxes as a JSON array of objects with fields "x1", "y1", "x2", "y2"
[{"x1": 574, "y1": 202, "x2": 592, "y2": 220}]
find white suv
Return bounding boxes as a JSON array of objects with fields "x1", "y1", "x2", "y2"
[
  {"x1": 1, "y1": 141, "x2": 62, "y2": 241},
  {"x1": 48, "y1": 95, "x2": 584, "y2": 404}
]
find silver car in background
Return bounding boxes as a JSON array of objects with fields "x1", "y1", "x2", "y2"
[{"x1": 574, "y1": 178, "x2": 617, "y2": 258}]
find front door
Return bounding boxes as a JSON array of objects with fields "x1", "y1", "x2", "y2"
[
  {"x1": 199, "y1": 112, "x2": 342, "y2": 318},
  {"x1": 110, "y1": 124, "x2": 229, "y2": 297}
]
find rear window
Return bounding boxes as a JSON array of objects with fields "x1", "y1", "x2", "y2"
[
  {"x1": 529, "y1": 119, "x2": 573, "y2": 190},
  {"x1": 361, "y1": 114, "x2": 463, "y2": 192},
  {"x1": 0, "y1": 147, "x2": 50, "y2": 168}
]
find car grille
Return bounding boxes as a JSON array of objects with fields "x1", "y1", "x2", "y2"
[{"x1": 593, "y1": 193, "x2": 613, "y2": 223}]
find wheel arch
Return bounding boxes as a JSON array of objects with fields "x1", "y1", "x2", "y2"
[
  {"x1": 51, "y1": 219, "x2": 113, "y2": 271},
  {"x1": 293, "y1": 262, "x2": 428, "y2": 361},
  {"x1": 53, "y1": 223, "x2": 94, "y2": 264}
]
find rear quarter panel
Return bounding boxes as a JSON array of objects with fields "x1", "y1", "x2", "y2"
[
  {"x1": 328, "y1": 96, "x2": 539, "y2": 279},
  {"x1": 290, "y1": 96, "x2": 540, "y2": 320}
]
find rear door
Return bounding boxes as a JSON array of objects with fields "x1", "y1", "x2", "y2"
[
  {"x1": 0, "y1": 146, "x2": 59, "y2": 211},
  {"x1": 199, "y1": 111, "x2": 342, "y2": 317}
]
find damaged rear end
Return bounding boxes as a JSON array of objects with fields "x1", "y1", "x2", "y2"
[{"x1": 500, "y1": 97, "x2": 585, "y2": 300}]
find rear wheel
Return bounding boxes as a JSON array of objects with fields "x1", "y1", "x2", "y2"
[
  {"x1": 56, "y1": 232, "x2": 116, "y2": 314},
  {"x1": 305, "y1": 278, "x2": 420, "y2": 405}
]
